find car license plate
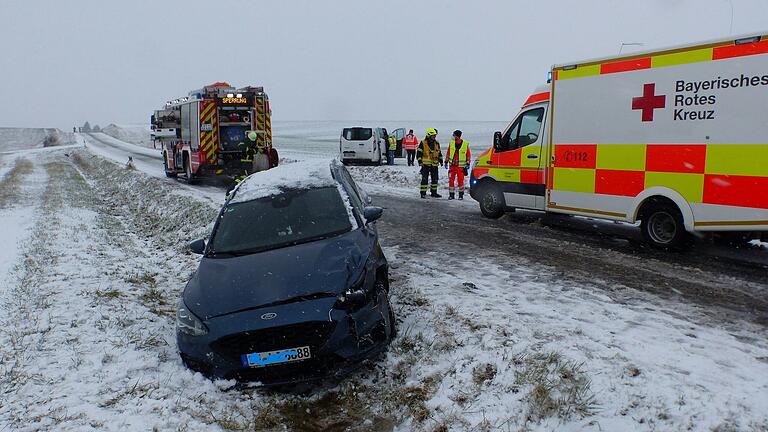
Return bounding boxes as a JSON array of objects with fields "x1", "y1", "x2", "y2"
[{"x1": 242, "y1": 346, "x2": 311, "y2": 368}]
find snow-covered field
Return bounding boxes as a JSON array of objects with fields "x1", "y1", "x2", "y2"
[
  {"x1": 1, "y1": 129, "x2": 767, "y2": 431},
  {"x1": 103, "y1": 120, "x2": 505, "y2": 157},
  {"x1": 102, "y1": 124, "x2": 154, "y2": 149},
  {"x1": 0, "y1": 128, "x2": 75, "y2": 152}
]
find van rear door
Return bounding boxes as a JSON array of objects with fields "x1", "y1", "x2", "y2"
[
  {"x1": 391, "y1": 128, "x2": 405, "y2": 157},
  {"x1": 341, "y1": 127, "x2": 374, "y2": 160}
]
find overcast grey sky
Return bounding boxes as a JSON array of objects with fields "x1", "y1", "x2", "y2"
[{"x1": 2, "y1": 0, "x2": 767, "y2": 129}]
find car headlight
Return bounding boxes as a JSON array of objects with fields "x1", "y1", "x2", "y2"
[
  {"x1": 334, "y1": 271, "x2": 369, "y2": 311},
  {"x1": 176, "y1": 301, "x2": 208, "y2": 336},
  {"x1": 470, "y1": 158, "x2": 479, "y2": 172}
]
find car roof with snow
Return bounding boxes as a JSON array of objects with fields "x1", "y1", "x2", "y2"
[{"x1": 228, "y1": 158, "x2": 341, "y2": 204}]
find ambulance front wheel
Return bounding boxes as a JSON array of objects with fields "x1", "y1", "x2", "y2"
[
  {"x1": 479, "y1": 184, "x2": 506, "y2": 219},
  {"x1": 640, "y1": 199, "x2": 688, "y2": 249}
]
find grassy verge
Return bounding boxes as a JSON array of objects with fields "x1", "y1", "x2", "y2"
[{"x1": 0, "y1": 158, "x2": 34, "y2": 208}]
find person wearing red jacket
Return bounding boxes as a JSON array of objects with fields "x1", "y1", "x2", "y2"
[
  {"x1": 443, "y1": 130, "x2": 471, "y2": 200},
  {"x1": 402, "y1": 129, "x2": 419, "y2": 166}
]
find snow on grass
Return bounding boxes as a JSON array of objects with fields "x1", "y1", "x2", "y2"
[
  {"x1": 0, "y1": 152, "x2": 250, "y2": 430},
  {"x1": 0, "y1": 158, "x2": 34, "y2": 209},
  {"x1": 375, "y1": 247, "x2": 768, "y2": 431}
]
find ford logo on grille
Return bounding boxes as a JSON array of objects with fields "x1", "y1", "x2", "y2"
[{"x1": 260, "y1": 312, "x2": 277, "y2": 320}]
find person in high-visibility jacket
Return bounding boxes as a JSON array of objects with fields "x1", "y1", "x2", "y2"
[
  {"x1": 416, "y1": 128, "x2": 443, "y2": 198},
  {"x1": 246, "y1": 131, "x2": 271, "y2": 172},
  {"x1": 403, "y1": 129, "x2": 419, "y2": 166},
  {"x1": 443, "y1": 130, "x2": 471, "y2": 200},
  {"x1": 387, "y1": 133, "x2": 397, "y2": 165}
]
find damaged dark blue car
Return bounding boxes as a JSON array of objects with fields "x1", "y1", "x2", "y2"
[{"x1": 177, "y1": 159, "x2": 395, "y2": 385}]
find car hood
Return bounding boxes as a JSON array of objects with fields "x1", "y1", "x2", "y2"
[{"x1": 184, "y1": 229, "x2": 373, "y2": 320}]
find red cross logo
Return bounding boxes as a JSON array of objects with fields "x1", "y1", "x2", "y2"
[{"x1": 632, "y1": 83, "x2": 666, "y2": 122}]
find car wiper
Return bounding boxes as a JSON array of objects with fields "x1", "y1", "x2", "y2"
[{"x1": 207, "y1": 250, "x2": 259, "y2": 258}]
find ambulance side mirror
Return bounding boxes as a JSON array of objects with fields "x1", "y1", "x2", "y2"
[{"x1": 493, "y1": 131, "x2": 502, "y2": 151}]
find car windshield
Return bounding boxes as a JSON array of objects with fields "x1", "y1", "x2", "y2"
[
  {"x1": 210, "y1": 186, "x2": 352, "y2": 256},
  {"x1": 343, "y1": 128, "x2": 373, "y2": 141}
]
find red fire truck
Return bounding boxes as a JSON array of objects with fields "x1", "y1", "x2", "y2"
[{"x1": 151, "y1": 82, "x2": 278, "y2": 183}]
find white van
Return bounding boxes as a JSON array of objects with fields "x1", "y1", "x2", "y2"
[{"x1": 340, "y1": 127, "x2": 386, "y2": 165}]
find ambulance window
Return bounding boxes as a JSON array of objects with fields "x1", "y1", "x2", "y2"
[
  {"x1": 499, "y1": 121, "x2": 520, "y2": 152},
  {"x1": 510, "y1": 108, "x2": 544, "y2": 149}
]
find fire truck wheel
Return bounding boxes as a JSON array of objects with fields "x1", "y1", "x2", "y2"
[
  {"x1": 184, "y1": 156, "x2": 196, "y2": 184},
  {"x1": 479, "y1": 183, "x2": 505, "y2": 219},
  {"x1": 640, "y1": 199, "x2": 688, "y2": 249},
  {"x1": 163, "y1": 153, "x2": 177, "y2": 178}
]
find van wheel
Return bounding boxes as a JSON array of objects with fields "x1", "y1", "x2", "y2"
[
  {"x1": 479, "y1": 184, "x2": 505, "y2": 219},
  {"x1": 640, "y1": 200, "x2": 688, "y2": 249},
  {"x1": 163, "y1": 153, "x2": 177, "y2": 178}
]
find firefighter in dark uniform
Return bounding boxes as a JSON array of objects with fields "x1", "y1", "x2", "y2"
[{"x1": 416, "y1": 128, "x2": 443, "y2": 198}]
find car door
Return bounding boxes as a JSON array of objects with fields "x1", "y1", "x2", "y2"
[
  {"x1": 490, "y1": 107, "x2": 546, "y2": 209},
  {"x1": 375, "y1": 128, "x2": 386, "y2": 161},
  {"x1": 391, "y1": 128, "x2": 405, "y2": 157}
]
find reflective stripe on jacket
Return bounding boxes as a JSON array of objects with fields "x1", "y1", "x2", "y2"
[
  {"x1": 416, "y1": 138, "x2": 442, "y2": 166},
  {"x1": 446, "y1": 139, "x2": 471, "y2": 166},
  {"x1": 403, "y1": 134, "x2": 419, "y2": 150},
  {"x1": 388, "y1": 136, "x2": 397, "y2": 151}
]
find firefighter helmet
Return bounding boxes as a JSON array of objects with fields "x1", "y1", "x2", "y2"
[
  {"x1": 425, "y1": 128, "x2": 438, "y2": 137},
  {"x1": 247, "y1": 131, "x2": 258, "y2": 141}
]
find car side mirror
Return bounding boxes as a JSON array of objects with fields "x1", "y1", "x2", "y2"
[
  {"x1": 493, "y1": 131, "x2": 502, "y2": 151},
  {"x1": 363, "y1": 206, "x2": 383, "y2": 224},
  {"x1": 189, "y1": 238, "x2": 206, "y2": 254}
]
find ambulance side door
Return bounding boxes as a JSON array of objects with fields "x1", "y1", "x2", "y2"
[{"x1": 492, "y1": 107, "x2": 546, "y2": 209}]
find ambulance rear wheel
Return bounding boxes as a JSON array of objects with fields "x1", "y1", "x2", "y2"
[
  {"x1": 479, "y1": 184, "x2": 505, "y2": 219},
  {"x1": 640, "y1": 200, "x2": 687, "y2": 249}
]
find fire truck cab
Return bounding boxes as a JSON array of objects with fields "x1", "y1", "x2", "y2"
[{"x1": 151, "y1": 82, "x2": 277, "y2": 183}]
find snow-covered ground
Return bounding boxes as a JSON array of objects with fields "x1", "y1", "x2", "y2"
[
  {"x1": 1, "y1": 129, "x2": 767, "y2": 431},
  {"x1": 102, "y1": 124, "x2": 154, "y2": 149},
  {"x1": 0, "y1": 127, "x2": 75, "y2": 152}
]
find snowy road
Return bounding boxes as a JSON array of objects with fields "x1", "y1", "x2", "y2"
[{"x1": 373, "y1": 192, "x2": 768, "y2": 322}]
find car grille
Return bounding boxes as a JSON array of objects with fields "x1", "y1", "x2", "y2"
[{"x1": 211, "y1": 321, "x2": 336, "y2": 363}]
